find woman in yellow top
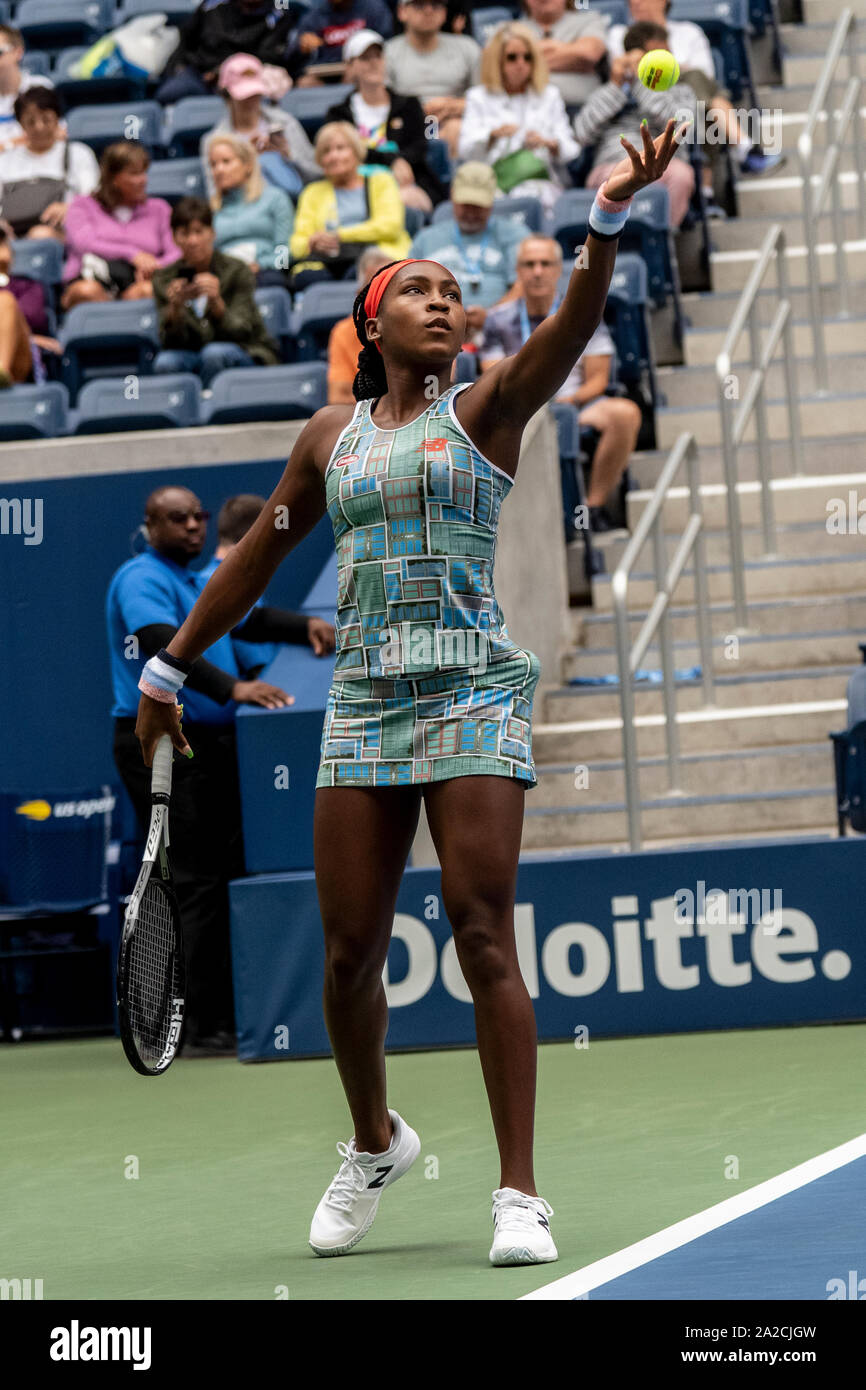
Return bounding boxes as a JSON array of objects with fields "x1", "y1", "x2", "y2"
[{"x1": 288, "y1": 121, "x2": 410, "y2": 290}]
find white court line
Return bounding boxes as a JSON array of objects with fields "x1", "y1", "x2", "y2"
[{"x1": 520, "y1": 1132, "x2": 866, "y2": 1300}]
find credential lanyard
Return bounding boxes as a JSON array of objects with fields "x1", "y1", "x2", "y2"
[{"x1": 518, "y1": 293, "x2": 561, "y2": 345}]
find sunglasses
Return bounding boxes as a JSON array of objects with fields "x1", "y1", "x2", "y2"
[{"x1": 165, "y1": 509, "x2": 209, "y2": 524}]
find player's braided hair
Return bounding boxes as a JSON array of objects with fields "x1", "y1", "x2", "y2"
[{"x1": 351, "y1": 262, "x2": 400, "y2": 402}]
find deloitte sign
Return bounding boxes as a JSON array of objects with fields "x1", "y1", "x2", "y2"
[{"x1": 230, "y1": 838, "x2": 864, "y2": 1059}]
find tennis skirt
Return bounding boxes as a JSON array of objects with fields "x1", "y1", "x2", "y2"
[{"x1": 315, "y1": 648, "x2": 542, "y2": 791}]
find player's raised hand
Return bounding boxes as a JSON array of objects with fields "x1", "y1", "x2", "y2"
[{"x1": 603, "y1": 117, "x2": 692, "y2": 202}]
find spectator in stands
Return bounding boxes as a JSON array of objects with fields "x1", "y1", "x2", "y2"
[
  {"x1": 573, "y1": 31, "x2": 696, "y2": 227},
  {"x1": 61, "y1": 142, "x2": 179, "y2": 310},
  {"x1": 481, "y1": 234, "x2": 641, "y2": 530},
  {"x1": 156, "y1": 0, "x2": 297, "y2": 104},
  {"x1": 208, "y1": 136, "x2": 292, "y2": 288},
  {"x1": 288, "y1": 122, "x2": 409, "y2": 290},
  {"x1": 444, "y1": 1, "x2": 469, "y2": 33},
  {"x1": 327, "y1": 243, "x2": 391, "y2": 402},
  {"x1": 325, "y1": 29, "x2": 444, "y2": 213},
  {"x1": 107, "y1": 484, "x2": 298, "y2": 1055},
  {"x1": 289, "y1": 0, "x2": 394, "y2": 85},
  {"x1": 201, "y1": 53, "x2": 319, "y2": 202},
  {"x1": 409, "y1": 162, "x2": 526, "y2": 340},
  {"x1": 458, "y1": 22, "x2": 580, "y2": 216},
  {"x1": 520, "y1": 0, "x2": 608, "y2": 108},
  {"x1": 385, "y1": 0, "x2": 481, "y2": 158},
  {"x1": 609, "y1": 12, "x2": 784, "y2": 189},
  {"x1": 152, "y1": 196, "x2": 279, "y2": 385},
  {"x1": 0, "y1": 221, "x2": 56, "y2": 352},
  {"x1": 200, "y1": 495, "x2": 336, "y2": 668},
  {"x1": 0, "y1": 23, "x2": 53, "y2": 153},
  {"x1": 0, "y1": 88, "x2": 98, "y2": 241},
  {"x1": 0, "y1": 234, "x2": 34, "y2": 388}
]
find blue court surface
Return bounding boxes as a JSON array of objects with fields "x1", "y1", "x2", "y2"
[{"x1": 523, "y1": 1135, "x2": 866, "y2": 1301}]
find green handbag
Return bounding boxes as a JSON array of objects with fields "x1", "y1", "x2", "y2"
[{"x1": 492, "y1": 147, "x2": 550, "y2": 194}]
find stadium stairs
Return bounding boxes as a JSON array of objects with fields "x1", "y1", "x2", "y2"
[{"x1": 527, "y1": 0, "x2": 866, "y2": 853}]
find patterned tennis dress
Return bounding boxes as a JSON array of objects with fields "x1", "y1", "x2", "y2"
[{"x1": 315, "y1": 383, "x2": 542, "y2": 790}]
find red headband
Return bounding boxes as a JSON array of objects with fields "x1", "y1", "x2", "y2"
[{"x1": 364, "y1": 258, "x2": 451, "y2": 352}]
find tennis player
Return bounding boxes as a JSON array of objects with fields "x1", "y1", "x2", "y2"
[{"x1": 135, "y1": 117, "x2": 688, "y2": 1267}]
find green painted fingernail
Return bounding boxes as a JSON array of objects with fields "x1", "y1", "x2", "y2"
[
  {"x1": 186, "y1": 749, "x2": 194, "y2": 758},
  {"x1": 641, "y1": 118, "x2": 648, "y2": 127}
]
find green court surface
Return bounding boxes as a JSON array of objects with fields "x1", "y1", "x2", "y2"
[{"x1": 2, "y1": 1024, "x2": 864, "y2": 1301}]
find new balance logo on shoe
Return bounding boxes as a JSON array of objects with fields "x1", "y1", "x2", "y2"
[
  {"x1": 538, "y1": 1216, "x2": 550, "y2": 1230},
  {"x1": 367, "y1": 1166, "x2": 393, "y2": 1188}
]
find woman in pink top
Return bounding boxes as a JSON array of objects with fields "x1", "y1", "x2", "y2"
[{"x1": 62, "y1": 141, "x2": 180, "y2": 310}]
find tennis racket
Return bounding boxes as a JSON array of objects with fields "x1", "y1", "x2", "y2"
[{"x1": 117, "y1": 733, "x2": 186, "y2": 1075}]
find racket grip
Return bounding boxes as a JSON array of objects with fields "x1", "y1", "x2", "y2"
[{"x1": 151, "y1": 735, "x2": 174, "y2": 798}]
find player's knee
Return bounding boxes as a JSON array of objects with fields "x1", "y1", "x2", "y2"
[{"x1": 324, "y1": 935, "x2": 386, "y2": 993}]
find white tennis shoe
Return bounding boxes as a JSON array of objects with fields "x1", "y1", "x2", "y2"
[
  {"x1": 489, "y1": 1187, "x2": 558, "y2": 1266},
  {"x1": 309, "y1": 1108, "x2": 420, "y2": 1256}
]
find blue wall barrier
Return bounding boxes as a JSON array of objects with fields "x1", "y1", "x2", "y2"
[
  {"x1": 229, "y1": 836, "x2": 866, "y2": 1060},
  {"x1": 0, "y1": 460, "x2": 333, "y2": 803}
]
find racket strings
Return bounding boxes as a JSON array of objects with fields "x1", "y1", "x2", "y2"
[{"x1": 126, "y1": 881, "x2": 183, "y2": 1066}]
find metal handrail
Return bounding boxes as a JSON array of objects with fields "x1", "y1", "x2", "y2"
[
  {"x1": 612, "y1": 432, "x2": 713, "y2": 852},
  {"x1": 796, "y1": 8, "x2": 865, "y2": 391},
  {"x1": 715, "y1": 222, "x2": 803, "y2": 630}
]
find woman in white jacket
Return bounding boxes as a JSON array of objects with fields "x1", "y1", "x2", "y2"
[{"x1": 457, "y1": 22, "x2": 580, "y2": 216}]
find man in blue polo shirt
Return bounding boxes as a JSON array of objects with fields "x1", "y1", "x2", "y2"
[{"x1": 107, "y1": 483, "x2": 312, "y2": 1056}]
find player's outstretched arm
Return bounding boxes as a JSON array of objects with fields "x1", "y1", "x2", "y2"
[
  {"x1": 458, "y1": 119, "x2": 688, "y2": 453},
  {"x1": 134, "y1": 406, "x2": 347, "y2": 763}
]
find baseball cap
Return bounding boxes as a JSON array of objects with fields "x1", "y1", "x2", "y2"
[
  {"x1": 451, "y1": 162, "x2": 498, "y2": 208},
  {"x1": 218, "y1": 53, "x2": 268, "y2": 101},
  {"x1": 343, "y1": 29, "x2": 385, "y2": 62}
]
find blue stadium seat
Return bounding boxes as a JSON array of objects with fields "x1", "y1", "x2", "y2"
[
  {"x1": 11, "y1": 237, "x2": 63, "y2": 286},
  {"x1": 454, "y1": 350, "x2": 479, "y2": 383},
  {"x1": 65, "y1": 101, "x2": 164, "y2": 155},
  {"x1": 162, "y1": 95, "x2": 225, "y2": 158},
  {"x1": 71, "y1": 373, "x2": 202, "y2": 433},
  {"x1": 14, "y1": 0, "x2": 109, "y2": 54},
  {"x1": 0, "y1": 383, "x2": 69, "y2": 440},
  {"x1": 586, "y1": 0, "x2": 628, "y2": 22},
  {"x1": 145, "y1": 157, "x2": 206, "y2": 204},
  {"x1": 469, "y1": 7, "x2": 514, "y2": 45},
  {"x1": 425, "y1": 137, "x2": 452, "y2": 187},
  {"x1": 203, "y1": 363, "x2": 328, "y2": 424},
  {"x1": 116, "y1": 0, "x2": 199, "y2": 24},
  {"x1": 54, "y1": 46, "x2": 148, "y2": 107},
  {"x1": 668, "y1": 0, "x2": 756, "y2": 105},
  {"x1": 20, "y1": 51, "x2": 52, "y2": 78},
  {"x1": 292, "y1": 281, "x2": 356, "y2": 361},
  {"x1": 552, "y1": 184, "x2": 680, "y2": 316},
  {"x1": 253, "y1": 286, "x2": 295, "y2": 362},
  {"x1": 431, "y1": 196, "x2": 539, "y2": 232},
  {"x1": 11, "y1": 236, "x2": 64, "y2": 334},
  {"x1": 279, "y1": 85, "x2": 354, "y2": 138},
  {"x1": 59, "y1": 299, "x2": 161, "y2": 401}
]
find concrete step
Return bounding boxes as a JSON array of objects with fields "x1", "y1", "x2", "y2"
[
  {"x1": 774, "y1": 111, "x2": 866, "y2": 149},
  {"x1": 656, "y1": 351, "x2": 865, "y2": 407},
  {"x1": 780, "y1": 20, "x2": 866, "y2": 53},
  {"x1": 682, "y1": 313, "x2": 866, "y2": 365},
  {"x1": 533, "y1": 695, "x2": 847, "y2": 761},
  {"x1": 541, "y1": 664, "x2": 850, "y2": 722},
  {"x1": 783, "y1": 50, "x2": 866, "y2": 85},
  {"x1": 578, "y1": 591, "x2": 866, "y2": 649},
  {"x1": 532, "y1": 743, "x2": 832, "y2": 808},
  {"x1": 656, "y1": 391, "x2": 866, "y2": 449},
  {"x1": 709, "y1": 238, "x2": 866, "y2": 293},
  {"x1": 804, "y1": 0, "x2": 866, "y2": 20},
  {"x1": 756, "y1": 81, "x2": 862, "y2": 114},
  {"x1": 594, "y1": 517, "x2": 862, "y2": 567},
  {"x1": 521, "y1": 784, "x2": 838, "y2": 849},
  {"x1": 591, "y1": 550, "x2": 866, "y2": 610},
  {"x1": 682, "y1": 283, "x2": 866, "y2": 332},
  {"x1": 733, "y1": 167, "x2": 864, "y2": 214},
  {"x1": 628, "y1": 433, "x2": 866, "y2": 487},
  {"x1": 562, "y1": 626, "x2": 862, "y2": 680},
  {"x1": 625, "y1": 469, "x2": 866, "y2": 532},
  {"x1": 709, "y1": 207, "x2": 862, "y2": 252}
]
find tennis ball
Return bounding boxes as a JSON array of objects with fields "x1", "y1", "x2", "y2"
[{"x1": 637, "y1": 49, "x2": 680, "y2": 92}]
